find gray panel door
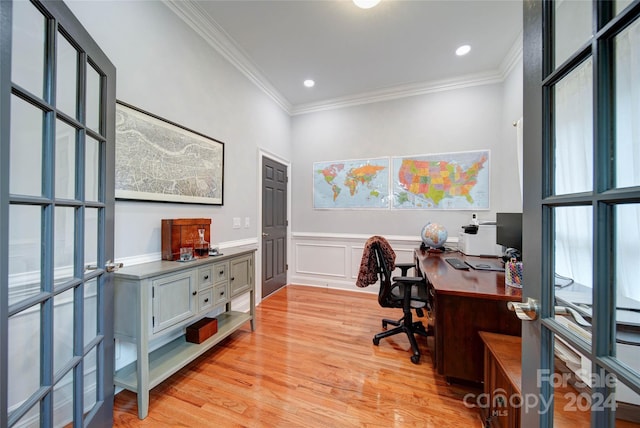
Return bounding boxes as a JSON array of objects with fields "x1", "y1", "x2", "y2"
[
  {"x1": 262, "y1": 157, "x2": 287, "y2": 298},
  {"x1": 522, "y1": 1, "x2": 640, "y2": 426},
  {"x1": 0, "y1": 1, "x2": 116, "y2": 426}
]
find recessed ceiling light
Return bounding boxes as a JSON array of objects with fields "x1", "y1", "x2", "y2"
[
  {"x1": 303, "y1": 79, "x2": 315, "y2": 88},
  {"x1": 456, "y1": 45, "x2": 471, "y2": 56},
  {"x1": 353, "y1": 0, "x2": 381, "y2": 9}
]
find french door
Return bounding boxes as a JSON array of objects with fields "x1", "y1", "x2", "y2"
[
  {"x1": 522, "y1": 0, "x2": 640, "y2": 426},
  {"x1": 0, "y1": 1, "x2": 116, "y2": 427}
]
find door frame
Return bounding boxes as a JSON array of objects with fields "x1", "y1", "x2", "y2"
[{"x1": 257, "y1": 149, "x2": 291, "y2": 303}]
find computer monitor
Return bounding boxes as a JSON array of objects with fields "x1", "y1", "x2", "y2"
[{"x1": 496, "y1": 212, "x2": 522, "y2": 251}]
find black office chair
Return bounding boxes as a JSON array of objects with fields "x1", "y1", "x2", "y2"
[{"x1": 369, "y1": 240, "x2": 431, "y2": 364}]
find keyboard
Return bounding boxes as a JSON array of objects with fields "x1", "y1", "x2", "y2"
[{"x1": 445, "y1": 258, "x2": 469, "y2": 270}]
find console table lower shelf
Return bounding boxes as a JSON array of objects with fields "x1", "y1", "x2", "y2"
[
  {"x1": 114, "y1": 311, "x2": 252, "y2": 414},
  {"x1": 114, "y1": 312, "x2": 251, "y2": 392}
]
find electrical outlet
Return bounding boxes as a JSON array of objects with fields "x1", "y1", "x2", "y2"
[
  {"x1": 244, "y1": 217, "x2": 250, "y2": 228},
  {"x1": 233, "y1": 217, "x2": 241, "y2": 229}
]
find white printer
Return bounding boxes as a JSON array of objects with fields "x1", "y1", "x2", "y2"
[{"x1": 458, "y1": 223, "x2": 503, "y2": 257}]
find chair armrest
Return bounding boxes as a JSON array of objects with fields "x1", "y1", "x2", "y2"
[
  {"x1": 396, "y1": 262, "x2": 415, "y2": 276},
  {"x1": 392, "y1": 276, "x2": 425, "y2": 284}
]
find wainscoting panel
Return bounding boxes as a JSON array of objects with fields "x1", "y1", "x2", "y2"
[
  {"x1": 295, "y1": 243, "x2": 346, "y2": 277},
  {"x1": 291, "y1": 233, "x2": 428, "y2": 291}
]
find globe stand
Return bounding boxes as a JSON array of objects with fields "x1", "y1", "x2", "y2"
[{"x1": 420, "y1": 242, "x2": 446, "y2": 253}]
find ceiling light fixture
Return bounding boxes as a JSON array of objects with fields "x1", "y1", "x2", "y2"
[
  {"x1": 303, "y1": 79, "x2": 315, "y2": 88},
  {"x1": 353, "y1": 0, "x2": 381, "y2": 9},
  {"x1": 456, "y1": 45, "x2": 471, "y2": 56}
]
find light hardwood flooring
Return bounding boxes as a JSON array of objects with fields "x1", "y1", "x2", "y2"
[{"x1": 112, "y1": 285, "x2": 485, "y2": 427}]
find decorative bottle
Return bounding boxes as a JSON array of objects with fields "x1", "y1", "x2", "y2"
[{"x1": 194, "y1": 228, "x2": 209, "y2": 258}]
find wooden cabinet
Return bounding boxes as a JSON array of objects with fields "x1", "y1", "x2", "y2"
[
  {"x1": 113, "y1": 247, "x2": 256, "y2": 419},
  {"x1": 479, "y1": 332, "x2": 522, "y2": 428}
]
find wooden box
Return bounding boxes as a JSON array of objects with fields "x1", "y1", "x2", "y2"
[
  {"x1": 161, "y1": 218, "x2": 211, "y2": 261},
  {"x1": 185, "y1": 317, "x2": 218, "y2": 344}
]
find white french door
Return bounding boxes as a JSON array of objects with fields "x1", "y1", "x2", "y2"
[{"x1": 0, "y1": 1, "x2": 116, "y2": 427}]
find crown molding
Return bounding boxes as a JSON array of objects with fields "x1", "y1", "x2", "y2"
[
  {"x1": 163, "y1": 0, "x2": 293, "y2": 114},
  {"x1": 499, "y1": 31, "x2": 524, "y2": 79},
  {"x1": 164, "y1": 0, "x2": 523, "y2": 117},
  {"x1": 290, "y1": 71, "x2": 505, "y2": 115}
]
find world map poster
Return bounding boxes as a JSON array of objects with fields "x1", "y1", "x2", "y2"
[
  {"x1": 313, "y1": 158, "x2": 389, "y2": 209},
  {"x1": 392, "y1": 150, "x2": 490, "y2": 210}
]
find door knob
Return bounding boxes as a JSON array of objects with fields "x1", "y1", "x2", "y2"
[
  {"x1": 86, "y1": 260, "x2": 124, "y2": 273},
  {"x1": 262, "y1": 232, "x2": 269, "y2": 238},
  {"x1": 507, "y1": 297, "x2": 539, "y2": 321}
]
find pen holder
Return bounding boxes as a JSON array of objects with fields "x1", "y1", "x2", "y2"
[{"x1": 505, "y1": 259, "x2": 523, "y2": 288}]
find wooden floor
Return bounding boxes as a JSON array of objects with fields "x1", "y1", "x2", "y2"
[{"x1": 112, "y1": 285, "x2": 483, "y2": 427}]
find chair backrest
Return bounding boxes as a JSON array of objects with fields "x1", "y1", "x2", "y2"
[{"x1": 371, "y1": 242, "x2": 401, "y2": 308}]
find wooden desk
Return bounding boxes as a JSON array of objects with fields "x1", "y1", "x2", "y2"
[{"x1": 415, "y1": 249, "x2": 522, "y2": 383}]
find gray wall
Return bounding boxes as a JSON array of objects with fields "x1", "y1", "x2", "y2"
[
  {"x1": 67, "y1": 0, "x2": 523, "y2": 258},
  {"x1": 290, "y1": 66, "x2": 523, "y2": 238},
  {"x1": 66, "y1": 0, "x2": 292, "y2": 260}
]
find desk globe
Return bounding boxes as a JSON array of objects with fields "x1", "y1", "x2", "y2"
[{"x1": 421, "y1": 222, "x2": 448, "y2": 251}]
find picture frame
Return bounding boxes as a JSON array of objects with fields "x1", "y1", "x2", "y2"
[{"x1": 115, "y1": 101, "x2": 224, "y2": 205}]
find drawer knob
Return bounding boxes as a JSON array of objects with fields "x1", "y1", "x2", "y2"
[
  {"x1": 192, "y1": 291, "x2": 197, "y2": 296},
  {"x1": 204, "y1": 298, "x2": 209, "y2": 303},
  {"x1": 204, "y1": 275, "x2": 209, "y2": 280},
  {"x1": 219, "y1": 270, "x2": 224, "y2": 275},
  {"x1": 220, "y1": 291, "x2": 225, "y2": 296},
  {"x1": 231, "y1": 277, "x2": 235, "y2": 281}
]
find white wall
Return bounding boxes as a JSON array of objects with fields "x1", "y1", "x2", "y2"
[{"x1": 66, "y1": 0, "x2": 292, "y2": 262}]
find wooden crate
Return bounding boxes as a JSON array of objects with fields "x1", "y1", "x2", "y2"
[
  {"x1": 161, "y1": 218, "x2": 211, "y2": 261},
  {"x1": 185, "y1": 317, "x2": 218, "y2": 344}
]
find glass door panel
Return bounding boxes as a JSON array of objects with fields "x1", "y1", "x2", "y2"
[
  {"x1": 83, "y1": 347, "x2": 98, "y2": 418},
  {"x1": 84, "y1": 208, "x2": 98, "y2": 269},
  {"x1": 53, "y1": 370, "x2": 73, "y2": 427},
  {"x1": 615, "y1": 19, "x2": 640, "y2": 189},
  {"x1": 614, "y1": 204, "x2": 640, "y2": 381},
  {"x1": 55, "y1": 120, "x2": 76, "y2": 200},
  {"x1": 85, "y1": 65, "x2": 101, "y2": 133},
  {"x1": 83, "y1": 279, "x2": 98, "y2": 346},
  {"x1": 7, "y1": 309, "x2": 40, "y2": 417},
  {"x1": 85, "y1": 136, "x2": 100, "y2": 202},
  {"x1": 56, "y1": 33, "x2": 78, "y2": 120},
  {"x1": 554, "y1": 205, "x2": 593, "y2": 290},
  {"x1": 10, "y1": 0, "x2": 45, "y2": 98},
  {"x1": 554, "y1": 0, "x2": 593, "y2": 68},
  {"x1": 53, "y1": 288, "x2": 74, "y2": 375},
  {"x1": 8, "y1": 205, "x2": 42, "y2": 307},
  {"x1": 554, "y1": 58, "x2": 593, "y2": 195},
  {"x1": 54, "y1": 206, "x2": 75, "y2": 287},
  {"x1": 10, "y1": 96, "x2": 43, "y2": 196}
]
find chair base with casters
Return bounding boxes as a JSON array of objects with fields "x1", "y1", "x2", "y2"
[
  {"x1": 372, "y1": 281, "x2": 431, "y2": 364},
  {"x1": 373, "y1": 260, "x2": 432, "y2": 364}
]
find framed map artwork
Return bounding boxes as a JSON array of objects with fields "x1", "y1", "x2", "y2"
[
  {"x1": 115, "y1": 101, "x2": 224, "y2": 205},
  {"x1": 313, "y1": 158, "x2": 389, "y2": 209},
  {"x1": 391, "y1": 150, "x2": 490, "y2": 210}
]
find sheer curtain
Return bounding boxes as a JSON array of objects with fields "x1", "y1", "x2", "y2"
[
  {"x1": 615, "y1": 20, "x2": 640, "y2": 301},
  {"x1": 554, "y1": 22, "x2": 640, "y2": 302},
  {"x1": 554, "y1": 59, "x2": 593, "y2": 290}
]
